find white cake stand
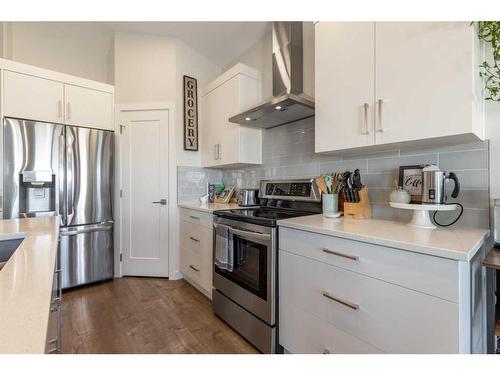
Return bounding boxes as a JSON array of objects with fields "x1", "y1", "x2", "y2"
[{"x1": 389, "y1": 202, "x2": 458, "y2": 229}]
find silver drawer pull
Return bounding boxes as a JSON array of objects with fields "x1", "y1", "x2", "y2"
[
  {"x1": 322, "y1": 248, "x2": 359, "y2": 261},
  {"x1": 189, "y1": 265, "x2": 200, "y2": 272},
  {"x1": 323, "y1": 349, "x2": 331, "y2": 354},
  {"x1": 189, "y1": 236, "x2": 200, "y2": 242},
  {"x1": 189, "y1": 215, "x2": 200, "y2": 220},
  {"x1": 322, "y1": 291, "x2": 359, "y2": 310}
]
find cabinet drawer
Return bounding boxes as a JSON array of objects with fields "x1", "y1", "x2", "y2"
[
  {"x1": 279, "y1": 227, "x2": 458, "y2": 302},
  {"x1": 179, "y1": 220, "x2": 213, "y2": 264},
  {"x1": 280, "y1": 303, "x2": 383, "y2": 354},
  {"x1": 279, "y1": 250, "x2": 459, "y2": 353},
  {"x1": 180, "y1": 246, "x2": 202, "y2": 285},
  {"x1": 179, "y1": 208, "x2": 213, "y2": 229}
]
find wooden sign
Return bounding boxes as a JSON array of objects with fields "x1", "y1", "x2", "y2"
[{"x1": 183, "y1": 75, "x2": 198, "y2": 151}]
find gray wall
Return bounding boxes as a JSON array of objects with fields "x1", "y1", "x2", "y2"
[{"x1": 178, "y1": 117, "x2": 489, "y2": 229}]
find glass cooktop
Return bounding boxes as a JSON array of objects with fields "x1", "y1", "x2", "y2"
[{"x1": 214, "y1": 207, "x2": 317, "y2": 227}]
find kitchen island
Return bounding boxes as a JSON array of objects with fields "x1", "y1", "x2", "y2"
[
  {"x1": 0, "y1": 216, "x2": 60, "y2": 354},
  {"x1": 277, "y1": 215, "x2": 489, "y2": 354}
]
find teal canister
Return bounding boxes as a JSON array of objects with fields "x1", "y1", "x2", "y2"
[{"x1": 322, "y1": 193, "x2": 339, "y2": 217}]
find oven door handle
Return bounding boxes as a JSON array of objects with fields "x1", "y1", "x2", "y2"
[{"x1": 228, "y1": 227, "x2": 271, "y2": 242}]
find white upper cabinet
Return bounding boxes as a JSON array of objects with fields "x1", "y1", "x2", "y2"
[
  {"x1": 1, "y1": 60, "x2": 115, "y2": 131},
  {"x1": 374, "y1": 22, "x2": 483, "y2": 145},
  {"x1": 315, "y1": 22, "x2": 485, "y2": 154},
  {"x1": 64, "y1": 84, "x2": 114, "y2": 130},
  {"x1": 315, "y1": 22, "x2": 375, "y2": 153},
  {"x1": 3, "y1": 71, "x2": 64, "y2": 124},
  {"x1": 201, "y1": 63, "x2": 262, "y2": 168}
]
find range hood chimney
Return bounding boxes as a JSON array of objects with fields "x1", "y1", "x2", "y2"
[{"x1": 229, "y1": 22, "x2": 314, "y2": 129}]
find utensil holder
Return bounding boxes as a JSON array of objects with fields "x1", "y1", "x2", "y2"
[
  {"x1": 343, "y1": 187, "x2": 372, "y2": 219},
  {"x1": 322, "y1": 193, "x2": 339, "y2": 217}
]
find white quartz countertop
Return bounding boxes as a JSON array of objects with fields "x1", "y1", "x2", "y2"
[
  {"x1": 278, "y1": 215, "x2": 489, "y2": 262},
  {"x1": 178, "y1": 201, "x2": 242, "y2": 213},
  {"x1": 0, "y1": 216, "x2": 60, "y2": 354}
]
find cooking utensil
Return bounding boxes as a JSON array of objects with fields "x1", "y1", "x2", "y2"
[
  {"x1": 315, "y1": 176, "x2": 328, "y2": 194},
  {"x1": 323, "y1": 174, "x2": 333, "y2": 194}
]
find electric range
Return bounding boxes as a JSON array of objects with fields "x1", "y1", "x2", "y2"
[{"x1": 212, "y1": 179, "x2": 322, "y2": 353}]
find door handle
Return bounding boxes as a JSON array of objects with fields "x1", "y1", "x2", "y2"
[
  {"x1": 376, "y1": 99, "x2": 386, "y2": 133},
  {"x1": 361, "y1": 103, "x2": 370, "y2": 135},
  {"x1": 152, "y1": 199, "x2": 167, "y2": 205}
]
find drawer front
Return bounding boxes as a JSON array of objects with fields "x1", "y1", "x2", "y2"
[
  {"x1": 279, "y1": 250, "x2": 459, "y2": 353},
  {"x1": 279, "y1": 227, "x2": 458, "y2": 302},
  {"x1": 180, "y1": 246, "x2": 202, "y2": 285},
  {"x1": 180, "y1": 220, "x2": 213, "y2": 264},
  {"x1": 179, "y1": 208, "x2": 213, "y2": 229},
  {"x1": 280, "y1": 303, "x2": 383, "y2": 354}
]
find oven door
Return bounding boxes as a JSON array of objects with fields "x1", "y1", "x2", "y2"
[{"x1": 213, "y1": 217, "x2": 276, "y2": 325}]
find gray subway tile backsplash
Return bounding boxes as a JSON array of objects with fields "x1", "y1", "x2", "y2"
[{"x1": 178, "y1": 117, "x2": 490, "y2": 229}]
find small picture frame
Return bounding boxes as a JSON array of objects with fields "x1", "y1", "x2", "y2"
[
  {"x1": 215, "y1": 187, "x2": 235, "y2": 204},
  {"x1": 398, "y1": 164, "x2": 425, "y2": 203}
]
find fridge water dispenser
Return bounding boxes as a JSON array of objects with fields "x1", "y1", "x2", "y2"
[{"x1": 19, "y1": 170, "x2": 56, "y2": 216}]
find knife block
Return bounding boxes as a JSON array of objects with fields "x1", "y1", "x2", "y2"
[{"x1": 343, "y1": 187, "x2": 372, "y2": 219}]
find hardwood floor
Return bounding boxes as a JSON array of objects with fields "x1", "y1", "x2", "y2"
[{"x1": 61, "y1": 277, "x2": 259, "y2": 354}]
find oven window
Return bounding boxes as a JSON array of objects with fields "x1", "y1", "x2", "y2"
[{"x1": 215, "y1": 235, "x2": 267, "y2": 300}]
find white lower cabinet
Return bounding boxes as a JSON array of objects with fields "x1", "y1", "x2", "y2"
[
  {"x1": 279, "y1": 227, "x2": 485, "y2": 354},
  {"x1": 179, "y1": 208, "x2": 213, "y2": 298}
]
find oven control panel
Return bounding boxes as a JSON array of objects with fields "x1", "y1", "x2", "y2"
[{"x1": 259, "y1": 179, "x2": 321, "y2": 202}]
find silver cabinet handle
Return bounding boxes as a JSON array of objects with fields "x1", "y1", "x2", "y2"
[
  {"x1": 66, "y1": 102, "x2": 71, "y2": 120},
  {"x1": 189, "y1": 264, "x2": 200, "y2": 272},
  {"x1": 189, "y1": 215, "x2": 199, "y2": 220},
  {"x1": 362, "y1": 103, "x2": 370, "y2": 135},
  {"x1": 214, "y1": 144, "x2": 218, "y2": 160},
  {"x1": 322, "y1": 291, "x2": 359, "y2": 310},
  {"x1": 323, "y1": 349, "x2": 331, "y2": 354},
  {"x1": 218, "y1": 144, "x2": 221, "y2": 160},
  {"x1": 376, "y1": 99, "x2": 385, "y2": 133},
  {"x1": 322, "y1": 248, "x2": 359, "y2": 261},
  {"x1": 58, "y1": 100, "x2": 63, "y2": 119},
  {"x1": 152, "y1": 199, "x2": 167, "y2": 205},
  {"x1": 189, "y1": 236, "x2": 200, "y2": 242}
]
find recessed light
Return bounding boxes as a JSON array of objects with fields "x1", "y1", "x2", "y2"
[
  {"x1": 275, "y1": 106, "x2": 282, "y2": 110},
  {"x1": 245, "y1": 117, "x2": 252, "y2": 121}
]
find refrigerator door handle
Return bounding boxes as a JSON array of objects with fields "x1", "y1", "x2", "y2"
[
  {"x1": 58, "y1": 133, "x2": 66, "y2": 225},
  {"x1": 66, "y1": 128, "x2": 75, "y2": 224},
  {"x1": 60, "y1": 223, "x2": 113, "y2": 236}
]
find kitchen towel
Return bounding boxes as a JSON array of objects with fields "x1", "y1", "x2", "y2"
[{"x1": 215, "y1": 223, "x2": 234, "y2": 272}]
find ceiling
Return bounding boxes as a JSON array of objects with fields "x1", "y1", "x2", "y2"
[{"x1": 100, "y1": 22, "x2": 271, "y2": 67}]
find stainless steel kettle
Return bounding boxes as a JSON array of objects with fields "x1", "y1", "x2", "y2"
[{"x1": 421, "y1": 165, "x2": 460, "y2": 204}]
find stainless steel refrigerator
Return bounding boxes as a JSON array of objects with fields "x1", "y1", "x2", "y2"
[{"x1": 3, "y1": 118, "x2": 114, "y2": 289}]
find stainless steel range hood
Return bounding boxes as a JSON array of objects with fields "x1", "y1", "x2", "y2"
[{"x1": 229, "y1": 22, "x2": 314, "y2": 129}]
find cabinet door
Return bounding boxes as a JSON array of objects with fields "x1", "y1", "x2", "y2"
[
  {"x1": 3, "y1": 70, "x2": 64, "y2": 123},
  {"x1": 201, "y1": 89, "x2": 220, "y2": 167},
  {"x1": 375, "y1": 22, "x2": 476, "y2": 145},
  {"x1": 214, "y1": 75, "x2": 241, "y2": 165},
  {"x1": 315, "y1": 22, "x2": 375, "y2": 153},
  {"x1": 65, "y1": 84, "x2": 114, "y2": 130}
]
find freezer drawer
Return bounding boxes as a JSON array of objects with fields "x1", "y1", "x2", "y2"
[{"x1": 60, "y1": 223, "x2": 113, "y2": 289}]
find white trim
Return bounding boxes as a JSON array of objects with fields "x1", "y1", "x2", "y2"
[
  {"x1": 458, "y1": 260, "x2": 472, "y2": 353},
  {"x1": 114, "y1": 102, "x2": 179, "y2": 279}
]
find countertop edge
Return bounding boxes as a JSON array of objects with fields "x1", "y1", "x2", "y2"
[
  {"x1": 0, "y1": 216, "x2": 60, "y2": 354},
  {"x1": 177, "y1": 202, "x2": 242, "y2": 213},
  {"x1": 277, "y1": 219, "x2": 489, "y2": 262}
]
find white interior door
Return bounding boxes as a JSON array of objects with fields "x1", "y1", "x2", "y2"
[{"x1": 121, "y1": 109, "x2": 169, "y2": 276}]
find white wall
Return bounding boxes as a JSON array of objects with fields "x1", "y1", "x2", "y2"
[
  {"x1": 113, "y1": 31, "x2": 220, "y2": 279},
  {"x1": 4, "y1": 22, "x2": 114, "y2": 83}
]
